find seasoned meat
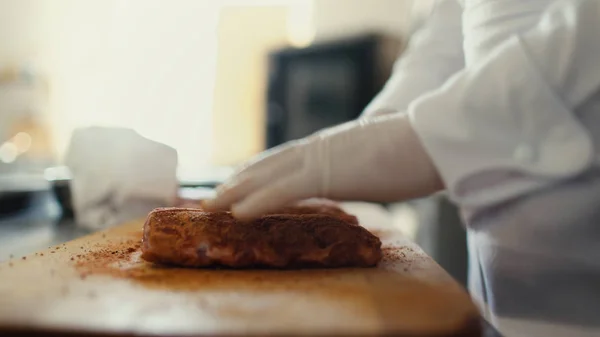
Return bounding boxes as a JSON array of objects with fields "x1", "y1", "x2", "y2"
[
  {"x1": 273, "y1": 199, "x2": 359, "y2": 225},
  {"x1": 141, "y1": 207, "x2": 382, "y2": 268}
]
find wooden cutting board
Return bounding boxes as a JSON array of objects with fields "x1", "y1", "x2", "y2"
[{"x1": 0, "y1": 214, "x2": 481, "y2": 337}]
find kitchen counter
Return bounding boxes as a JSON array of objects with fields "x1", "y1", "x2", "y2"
[
  {"x1": 0, "y1": 190, "x2": 502, "y2": 337},
  {"x1": 0, "y1": 191, "x2": 92, "y2": 263}
]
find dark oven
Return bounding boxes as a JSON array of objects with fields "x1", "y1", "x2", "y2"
[{"x1": 265, "y1": 34, "x2": 396, "y2": 149}]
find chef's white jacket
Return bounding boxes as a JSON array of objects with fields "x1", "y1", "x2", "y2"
[{"x1": 364, "y1": 1, "x2": 600, "y2": 336}]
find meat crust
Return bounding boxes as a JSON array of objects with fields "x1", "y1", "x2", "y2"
[
  {"x1": 273, "y1": 199, "x2": 359, "y2": 225},
  {"x1": 141, "y1": 207, "x2": 382, "y2": 268}
]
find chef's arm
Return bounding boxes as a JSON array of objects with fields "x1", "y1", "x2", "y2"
[
  {"x1": 409, "y1": 0, "x2": 600, "y2": 211},
  {"x1": 361, "y1": 0, "x2": 465, "y2": 117},
  {"x1": 203, "y1": 0, "x2": 600, "y2": 219}
]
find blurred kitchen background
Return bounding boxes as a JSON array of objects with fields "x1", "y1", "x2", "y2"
[{"x1": 0, "y1": 0, "x2": 467, "y2": 287}]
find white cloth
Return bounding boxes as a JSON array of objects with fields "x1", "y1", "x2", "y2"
[
  {"x1": 64, "y1": 127, "x2": 178, "y2": 230},
  {"x1": 369, "y1": 0, "x2": 600, "y2": 336}
]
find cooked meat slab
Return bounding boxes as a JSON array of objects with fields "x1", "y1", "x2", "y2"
[
  {"x1": 274, "y1": 199, "x2": 359, "y2": 226},
  {"x1": 141, "y1": 207, "x2": 382, "y2": 268}
]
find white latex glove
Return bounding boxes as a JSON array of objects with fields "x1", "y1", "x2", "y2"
[
  {"x1": 64, "y1": 127, "x2": 178, "y2": 230},
  {"x1": 203, "y1": 113, "x2": 442, "y2": 219}
]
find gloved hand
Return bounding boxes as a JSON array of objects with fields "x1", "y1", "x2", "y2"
[{"x1": 203, "y1": 113, "x2": 443, "y2": 220}]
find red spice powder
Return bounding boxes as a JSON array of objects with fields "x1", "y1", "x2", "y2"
[
  {"x1": 72, "y1": 230, "x2": 419, "y2": 296},
  {"x1": 74, "y1": 235, "x2": 145, "y2": 283},
  {"x1": 381, "y1": 246, "x2": 415, "y2": 263}
]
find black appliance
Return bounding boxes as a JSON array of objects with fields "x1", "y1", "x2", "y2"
[{"x1": 265, "y1": 34, "x2": 395, "y2": 149}]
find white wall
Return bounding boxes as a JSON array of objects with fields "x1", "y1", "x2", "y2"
[
  {"x1": 211, "y1": 6, "x2": 288, "y2": 165},
  {"x1": 0, "y1": 0, "x2": 428, "y2": 168},
  {"x1": 312, "y1": 0, "x2": 415, "y2": 41},
  {"x1": 0, "y1": 0, "x2": 56, "y2": 163},
  {"x1": 0, "y1": 0, "x2": 38, "y2": 63},
  {"x1": 1, "y1": 1, "x2": 221, "y2": 174}
]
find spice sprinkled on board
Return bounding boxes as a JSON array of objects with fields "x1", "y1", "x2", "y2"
[
  {"x1": 71, "y1": 230, "x2": 408, "y2": 295},
  {"x1": 382, "y1": 247, "x2": 415, "y2": 263}
]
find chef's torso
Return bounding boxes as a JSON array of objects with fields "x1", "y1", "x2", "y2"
[
  {"x1": 460, "y1": 0, "x2": 551, "y2": 66},
  {"x1": 455, "y1": 1, "x2": 600, "y2": 336}
]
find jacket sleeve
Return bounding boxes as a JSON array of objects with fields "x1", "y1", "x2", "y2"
[
  {"x1": 361, "y1": 0, "x2": 465, "y2": 117},
  {"x1": 409, "y1": 0, "x2": 600, "y2": 210}
]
